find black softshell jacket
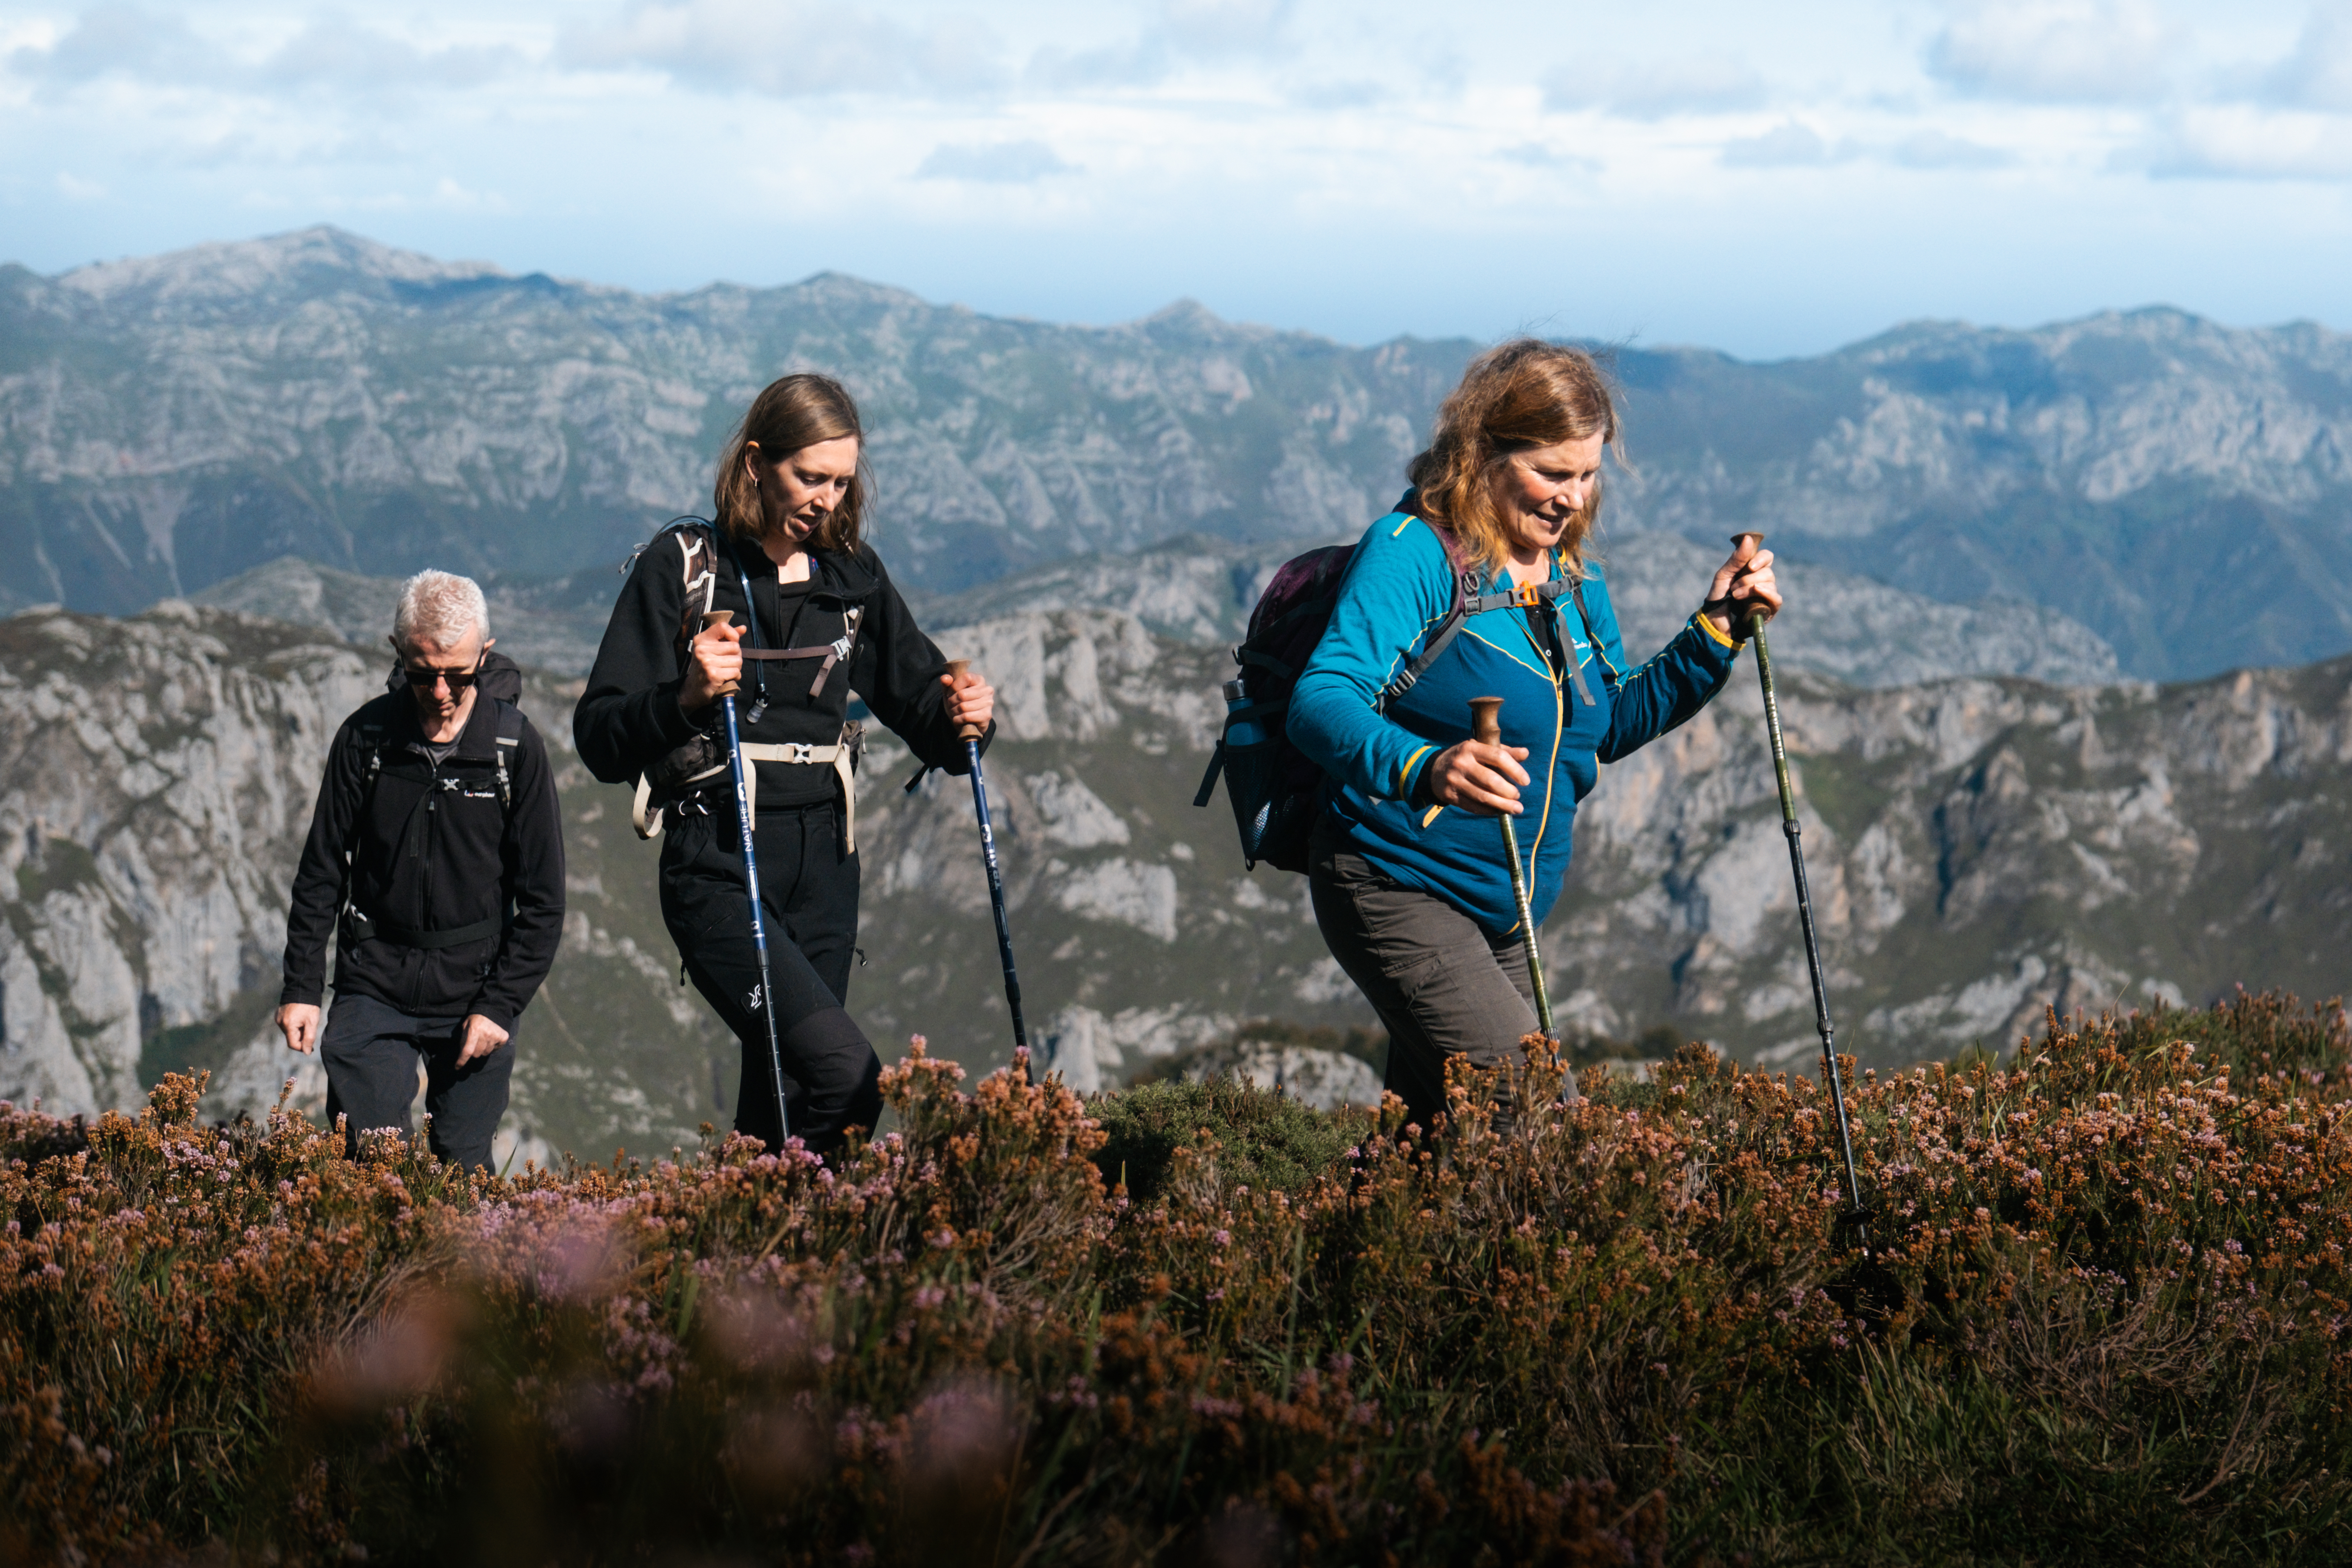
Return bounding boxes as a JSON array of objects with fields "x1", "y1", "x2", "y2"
[
  {"x1": 279, "y1": 665, "x2": 566, "y2": 1031},
  {"x1": 572, "y1": 531, "x2": 987, "y2": 800}
]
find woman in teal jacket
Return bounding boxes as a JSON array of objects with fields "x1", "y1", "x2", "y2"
[{"x1": 1287, "y1": 339, "x2": 1780, "y2": 1129}]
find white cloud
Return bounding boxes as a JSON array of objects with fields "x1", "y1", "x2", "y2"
[
  {"x1": 1721, "y1": 121, "x2": 1840, "y2": 167},
  {"x1": 1545, "y1": 53, "x2": 1767, "y2": 120},
  {"x1": 1162, "y1": 0, "x2": 1293, "y2": 56},
  {"x1": 1495, "y1": 142, "x2": 1602, "y2": 172},
  {"x1": 429, "y1": 176, "x2": 511, "y2": 212},
  {"x1": 914, "y1": 139, "x2": 1077, "y2": 183},
  {"x1": 8, "y1": 3, "x2": 228, "y2": 86},
  {"x1": 1889, "y1": 128, "x2": 2015, "y2": 169},
  {"x1": 1925, "y1": 0, "x2": 2180, "y2": 104},
  {"x1": 2259, "y1": 7, "x2": 2352, "y2": 111},
  {"x1": 6, "y1": 5, "x2": 521, "y2": 96},
  {"x1": 2128, "y1": 108, "x2": 2352, "y2": 181},
  {"x1": 559, "y1": 0, "x2": 1005, "y2": 97},
  {"x1": 1023, "y1": 38, "x2": 1170, "y2": 91},
  {"x1": 259, "y1": 18, "x2": 519, "y2": 92}
]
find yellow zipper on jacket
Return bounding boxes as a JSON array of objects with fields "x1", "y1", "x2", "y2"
[{"x1": 1498, "y1": 552, "x2": 1567, "y2": 934}]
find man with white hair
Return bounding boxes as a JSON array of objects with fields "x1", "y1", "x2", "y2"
[{"x1": 276, "y1": 569, "x2": 566, "y2": 1169}]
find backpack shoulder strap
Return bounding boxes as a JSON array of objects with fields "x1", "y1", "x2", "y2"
[
  {"x1": 491, "y1": 699, "x2": 525, "y2": 809},
  {"x1": 1374, "y1": 519, "x2": 1486, "y2": 711},
  {"x1": 339, "y1": 718, "x2": 390, "y2": 916},
  {"x1": 1567, "y1": 579, "x2": 1617, "y2": 692}
]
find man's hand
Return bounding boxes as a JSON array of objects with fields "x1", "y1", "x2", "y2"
[
  {"x1": 1702, "y1": 538, "x2": 1781, "y2": 637},
  {"x1": 941, "y1": 667, "x2": 996, "y2": 734},
  {"x1": 278, "y1": 1002, "x2": 321, "y2": 1054},
  {"x1": 1427, "y1": 739, "x2": 1531, "y2": 816},
  {"x1": 457, "y1": 1014, "x2": 510, "y2": 1067},
  {"x1": 679, "y1": 617, "x2": 746, "y2": 713}
]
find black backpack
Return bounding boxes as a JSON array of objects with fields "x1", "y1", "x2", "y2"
[{"x1": 1192, "y1": 526, "x2": 1601, "y2": 872}]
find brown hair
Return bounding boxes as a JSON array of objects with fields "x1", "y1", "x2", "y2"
[
  {"x1": 1405, "y1": 339, "x2": 1619, "y2": 575},
  {"x1": 712, "y1": 373, "x2": 870, "y2": 554}
]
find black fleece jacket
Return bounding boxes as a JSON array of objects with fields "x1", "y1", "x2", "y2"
[
  {"x1": 573, "y1": 528, "x2": 986, "y2": 799},
  {"x1": 279, "y1": 661, "x2": 566, "y2": 1030}
]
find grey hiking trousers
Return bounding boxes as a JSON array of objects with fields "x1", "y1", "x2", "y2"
[{"x1": 1307, "y1": 814, "x2": 1574, "y2": 1133}]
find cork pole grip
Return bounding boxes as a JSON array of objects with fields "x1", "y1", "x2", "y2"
[
  {"x1": 699, "y1": 610, "x2": 740, "y2": 696},
  {"x1": 1468, "y1": 695, "x2": 1503, "y2": 747},
  {"x1": 1726, "y1": 533, "x2": 1772, "y2": 627},
  {"x1": 945, "y1": 659, "x2": 985, "y2": 741}
]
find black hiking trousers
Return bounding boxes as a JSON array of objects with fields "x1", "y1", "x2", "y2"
[
  {"x1": 320, "y1": 993, "x2": 517, "y2": 1171},
  {"x1": 660, "y1": 798, "x2": 880, "y2": 1157}
]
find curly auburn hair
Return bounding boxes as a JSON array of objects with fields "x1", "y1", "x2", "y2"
[
  {"x1": 712, "y1": 373, "x2": 871, "y2": 555},
  {"x1": 1406, "y1": 339, "x2": 1619, "y2": 576}
]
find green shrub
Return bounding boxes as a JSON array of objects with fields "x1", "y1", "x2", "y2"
[{"x1": 1088, "y1": 1074, "x2": 1367, "y2": 1201}]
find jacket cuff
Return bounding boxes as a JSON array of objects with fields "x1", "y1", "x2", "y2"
[
  {"x1": 1399, "y1": 744, "x2": 1438, "y2": 807},
  {"x1": 1692, "y1": 612, "x2": 1741, "y2": 650},
  {"x1": 279, "y1": 985, "x2": 324, "y2": 1009},
  {"x1": 470, "y1": 1000, "x2": 517, "y2": 1032}
]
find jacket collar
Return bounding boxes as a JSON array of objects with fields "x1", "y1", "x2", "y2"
[
  {"x1": 380, "y1": 683, "x2": 503, "y2": 763},
  {"x1": 724, "y1": 536, "x2": 878, "y2": 606}
]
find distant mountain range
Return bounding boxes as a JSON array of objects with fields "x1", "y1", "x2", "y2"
[
  {"x1": 5, "y1": 227, "x2": 2349, "y2": 680},
  {"x1": 5, "y1": 229, "x2": 2346, "y2": 1152}
]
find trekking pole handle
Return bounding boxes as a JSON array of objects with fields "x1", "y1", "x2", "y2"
[
  {"x1": 698, "y1": 609, "x2": 742, "y2": 696},
  {"x1": 1726, "y1": 532, "x2": 1775, "y2": 630},
  {"x1": 944, "y1": 659, "x2": 986, "y2": 741},
  {"x1": 1468, "y1": 695, "x2": 1503, "y2": 747}
]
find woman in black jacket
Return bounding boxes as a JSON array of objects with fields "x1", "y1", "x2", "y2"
[{"x1": 574, "y1": 373, "x2": 994, "y2": 1156}]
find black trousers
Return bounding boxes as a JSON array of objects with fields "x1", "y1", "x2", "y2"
[
  {"x1": 320, "y1": 992, "x2": 517, "y2": 1170},
  {"x1": 659, "y1": 798, "x2": 881, "y2": 1156}
]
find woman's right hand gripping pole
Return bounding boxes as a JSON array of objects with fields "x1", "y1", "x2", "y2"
[
  {"x1": 1424, "y1": 737, "x2": 1531, "y2": 816},
  {"x1": 679, "y1": 615, "x2": 746, "y2": 715}
]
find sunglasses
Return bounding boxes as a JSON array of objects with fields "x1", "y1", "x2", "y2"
[{"x1": 401, "y1": 658, "x2": 483, "y2": 689}]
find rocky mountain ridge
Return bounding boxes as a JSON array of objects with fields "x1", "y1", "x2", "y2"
[
  {"x1": 5, "y1": 227, "x2": 2350, "y2": 678},
  {"x1": 187, "y1": 523, "x2": 2125, "y2": 691},
  {"x1": 3, "y1": 594, "x2": 2339, "y2": 1156},
  {"x1": 921, "y1": 530, "x2": 2123, "y2": 688}
]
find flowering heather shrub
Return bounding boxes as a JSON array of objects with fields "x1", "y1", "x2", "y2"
[{"x1": 2, "y1": 993, "x2": 2348, "y2": 1565}]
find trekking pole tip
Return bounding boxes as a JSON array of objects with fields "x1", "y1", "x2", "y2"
[
  {"x1": 1468, "y1": 695, "x2": 1503, "y2": 745},
  {"x1": 943, "y1": 658, "x2": 985, "y2": 742}
]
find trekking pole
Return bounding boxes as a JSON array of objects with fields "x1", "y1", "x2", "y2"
[
  {"x1": 1727, "y1": 534, "x2": 1871, "y2": 1251},
  {"x1": 1468, "y1": 696, "x2": 1554, "y2": 1038},
  {"x1": 706, "y1": 610, "x2": 792, "y2": 1149},
  {"x1": 945, "y1": 660, "x2": 1030, "y2": 1075}
]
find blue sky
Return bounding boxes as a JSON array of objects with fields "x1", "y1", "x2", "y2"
[{"x1": 3, "y1": 0, "x2": 2349, "y2": 357}]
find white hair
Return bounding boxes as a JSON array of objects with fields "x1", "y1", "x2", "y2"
[{"x1": 392, "y1": 569, "x2": 490, "y2": 652}]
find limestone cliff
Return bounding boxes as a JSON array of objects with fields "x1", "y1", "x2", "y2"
[{"x1": 3, "y1": 598, "x2": 2340, "y2": 1158}]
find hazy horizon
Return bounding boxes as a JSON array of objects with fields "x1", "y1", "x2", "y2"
[
  {"x1": 17, "y1": 221, "x2": 2349, "y2": 366},
  {"x1": 5, "y1": 0, "x2": 2352, "y2": 360}
]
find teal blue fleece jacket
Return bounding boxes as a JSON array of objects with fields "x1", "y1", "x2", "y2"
[{"x1": 1288, "y1": 507, "x2": 1744, "y2": 938}]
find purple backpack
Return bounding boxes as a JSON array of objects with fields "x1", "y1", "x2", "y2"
[{"x1": 1193, "y1": 527, "x2": 1597, "y2": 872}]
